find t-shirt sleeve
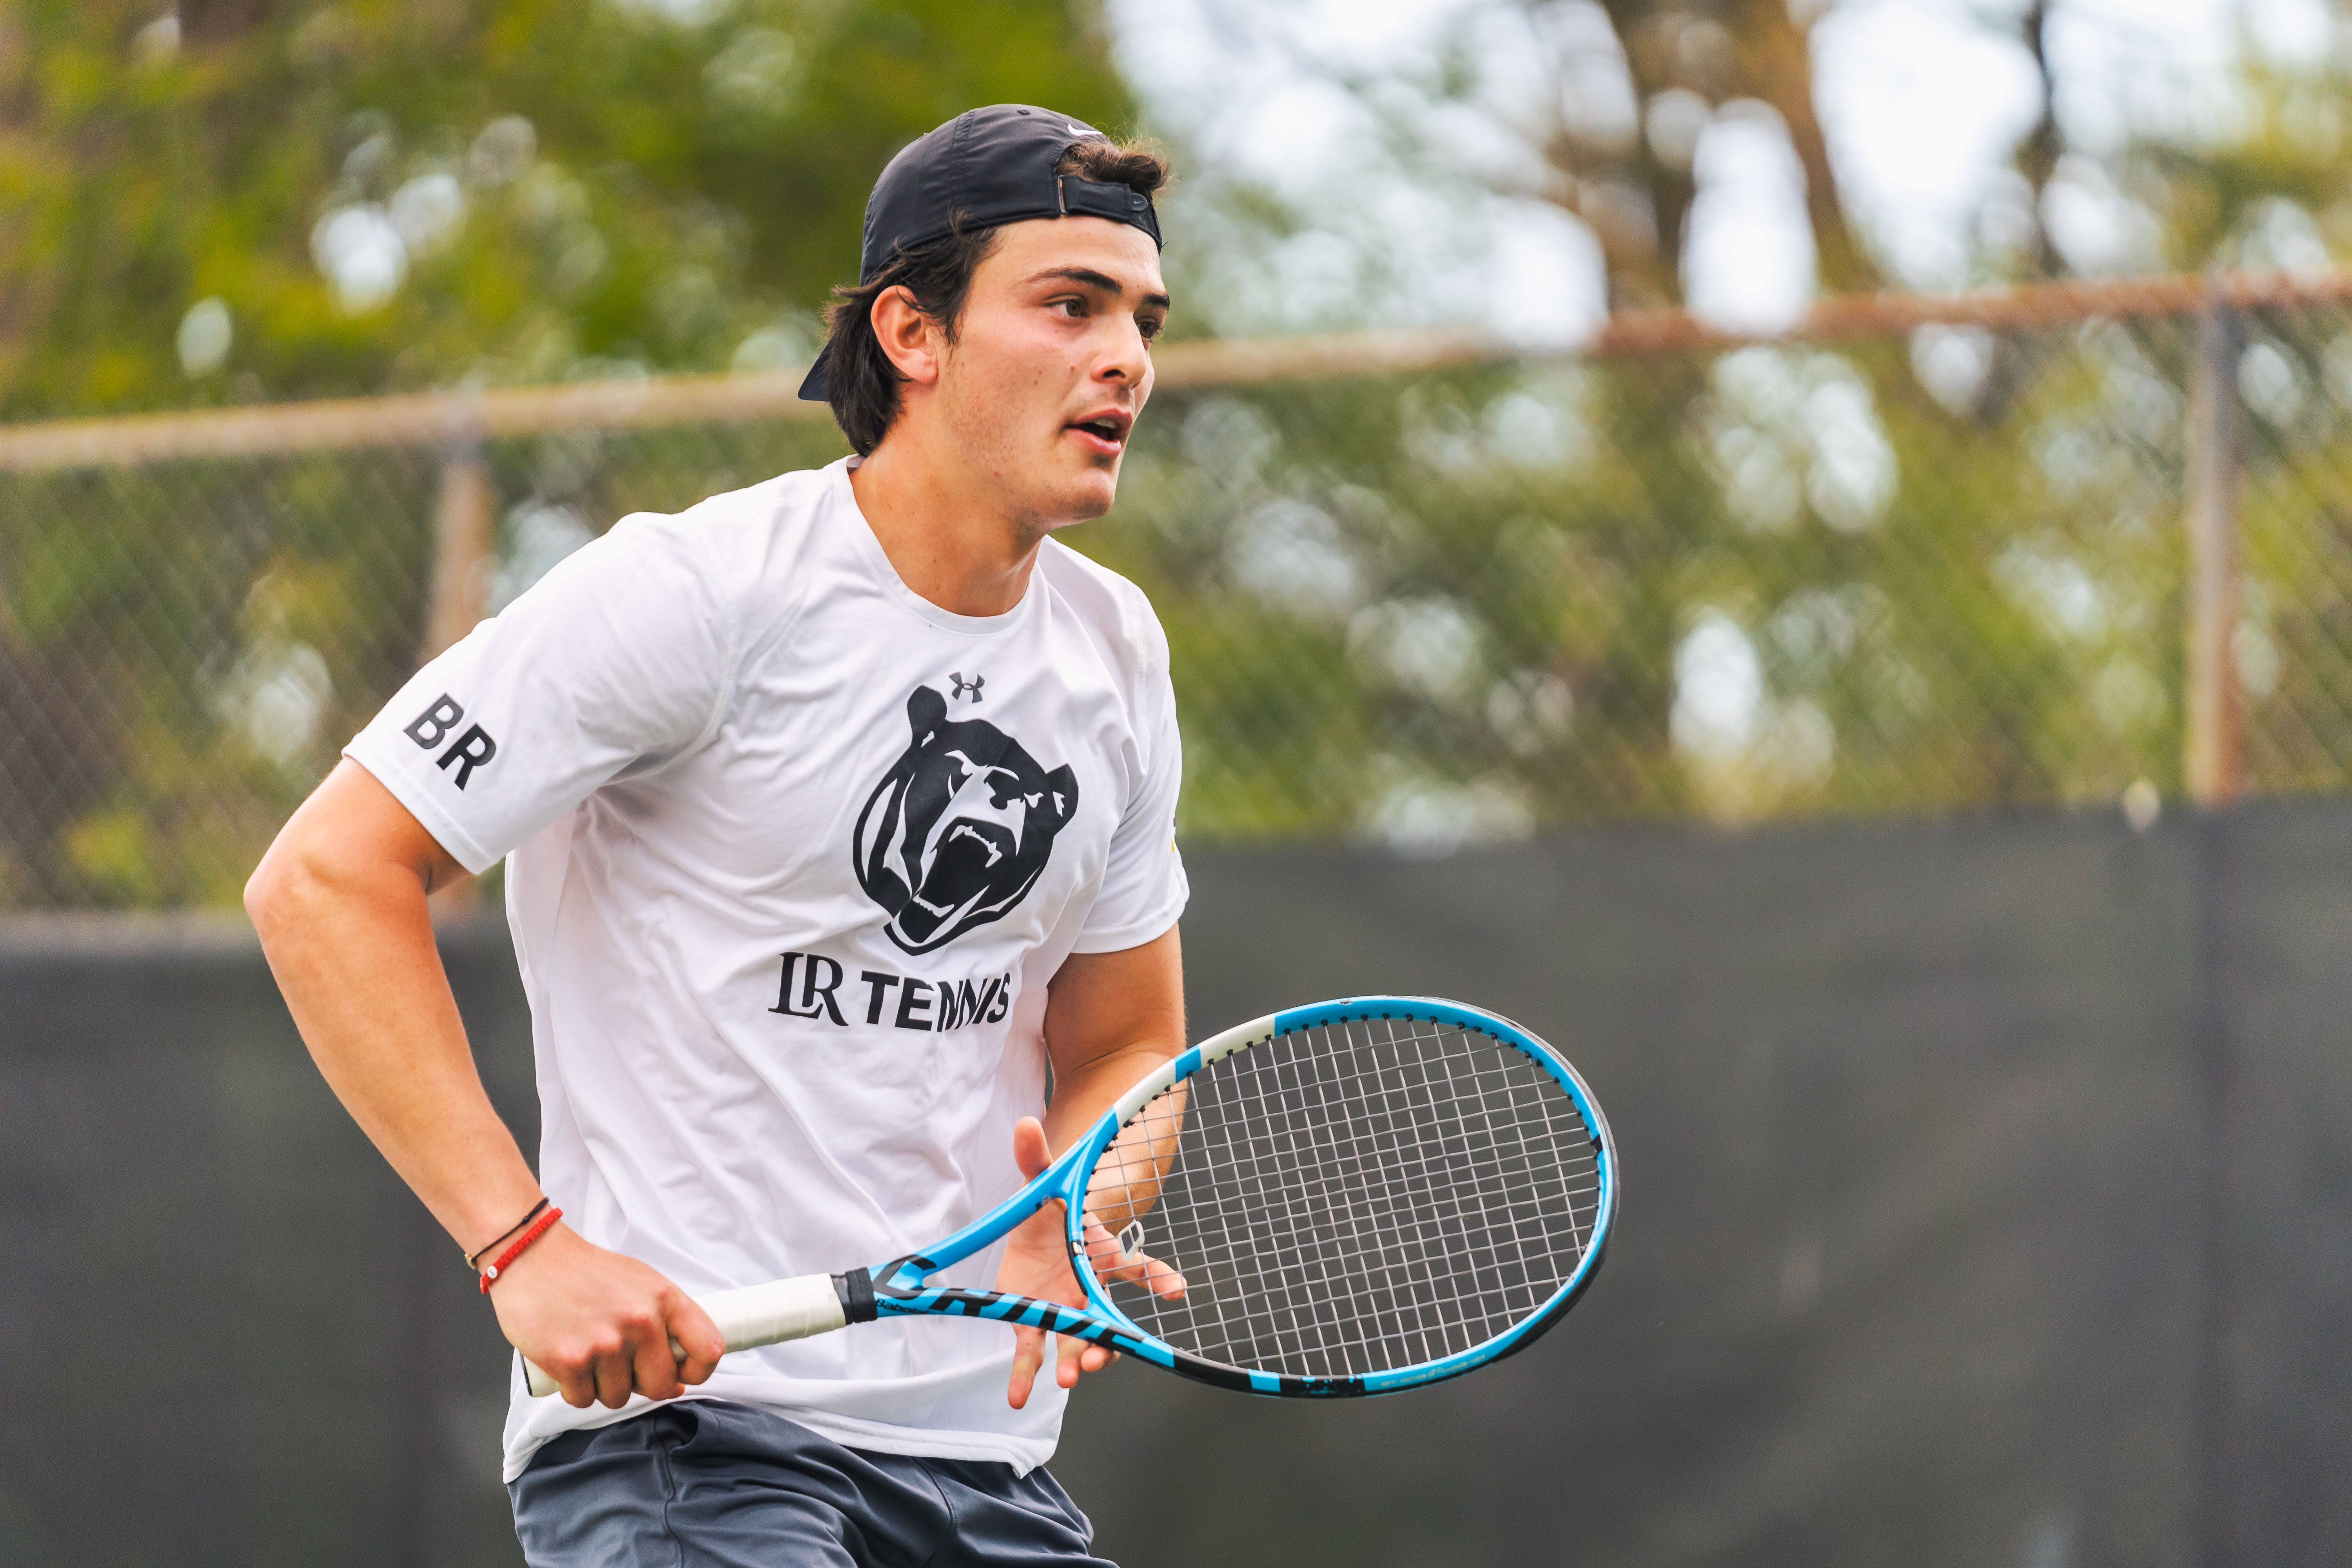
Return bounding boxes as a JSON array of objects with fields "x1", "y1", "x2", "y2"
[
  {"x1": 1073, "y1": 617, "x2": 1189, "y2": 955},
  {"x1": 344, "y1": 513, "x2": 736, "y2": 875}
]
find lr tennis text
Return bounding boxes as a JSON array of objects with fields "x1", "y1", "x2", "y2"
[
  {"x1": 401, "y1": 693, "x2": 499, "y2": 789},
  {"x1": 771, "y1": 951, "x2": 1014, "y2": 1034}
]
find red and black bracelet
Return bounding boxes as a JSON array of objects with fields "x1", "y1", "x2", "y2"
[
  {"x1": 479, "y1": 1205, "x2": 563, "y2": 1292},
  {"x1": 463, "y1": 1196, "x2": 553, "y2": 1271}
]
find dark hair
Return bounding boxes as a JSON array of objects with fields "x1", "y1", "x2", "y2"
[{"x1": 821, "y1": 138, "x2": 1174, "y2": 457}]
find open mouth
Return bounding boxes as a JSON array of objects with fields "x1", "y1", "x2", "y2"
[{"x1": 1067, "y1": 411, "x2": 1132, "y2": 453}]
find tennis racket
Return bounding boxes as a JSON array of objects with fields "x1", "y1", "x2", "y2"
[{"x1": 526, "y1": 996, "x2": 1616, "y2": 1398}]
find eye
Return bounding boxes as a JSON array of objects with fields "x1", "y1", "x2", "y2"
[
  {"x1": 1138, "y1": 316, "x2": 1165, "y2": 344},
  {"x1": 1051, "y1": 296, "x2": 1087, "y2": 319}
]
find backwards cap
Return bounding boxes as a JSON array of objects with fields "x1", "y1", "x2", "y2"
[{"x1": 799, "y1": 104, "x2": 1163, "y2": 401}]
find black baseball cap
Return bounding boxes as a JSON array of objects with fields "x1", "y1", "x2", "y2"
[{"x1": 798, "y1": 104, "x2": 1163, "y2": 401}]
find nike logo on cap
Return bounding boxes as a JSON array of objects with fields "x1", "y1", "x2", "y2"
[{"x1": 1067, "y1": 121, "x2": 1095, "y2": 137}]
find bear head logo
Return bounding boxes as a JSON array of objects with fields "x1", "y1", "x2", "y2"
[{"x1": 852, "y1": 685, "x2": 1080, "y2": 954}]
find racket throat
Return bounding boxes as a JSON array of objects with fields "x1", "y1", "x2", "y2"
[
  {"x1": 864, "y1": 1254, "x2": 1118, "y2": 1344},
  {"x1": 869, "y1": 1253, "x2": 940, "y2": 1300},
  {"x1": 833, "y1": 1266, "x2": 880, "y2": 1325}
]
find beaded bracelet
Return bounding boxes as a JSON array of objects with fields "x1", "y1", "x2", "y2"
[
  {"x1": 479, "y1": 1206, "x2": 563, "y2": 1292},
  {"x1": 463, "y1": 1196, "x2": 552, "y2": 1272}
]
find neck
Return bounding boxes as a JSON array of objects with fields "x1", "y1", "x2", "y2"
[{"x1": 846, "y1": 431, "x2": 1043, "y2": 619}]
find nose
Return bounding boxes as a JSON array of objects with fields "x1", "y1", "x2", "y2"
[{"x1": 1093, "y1": 313, "x2": 1152, "y2": 393}]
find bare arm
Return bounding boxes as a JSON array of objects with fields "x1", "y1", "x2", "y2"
[
  {"x1": 998, "y1": 924, "x2": 1187, "y2": 1408},
  {"x1": 245, "y1": 759, "x2": 720, "y2": 1408}
]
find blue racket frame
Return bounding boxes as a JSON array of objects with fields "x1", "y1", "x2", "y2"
[{"x1": 842, "y1": 996, "x2": 1618, "y2": 1397}]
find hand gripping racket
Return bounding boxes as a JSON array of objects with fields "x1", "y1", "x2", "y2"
[{"x1": 526, "y1": 997, "x2": 1616, "y2": 1398}]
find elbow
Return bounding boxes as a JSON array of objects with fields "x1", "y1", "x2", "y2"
[
  {"x1": 245, "y1": 764, "x2": 439, "y2": 955},
  {"x1": 243, "y1": 838, "x2": 298, "y2": 942},
  {"x1": 245, "y1": 829, "x2": 336, "y2": 947}
]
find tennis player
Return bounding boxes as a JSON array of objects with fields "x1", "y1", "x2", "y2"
[{"x1": 246, "y1": 105, "x2": 1184, "y2": 1565}]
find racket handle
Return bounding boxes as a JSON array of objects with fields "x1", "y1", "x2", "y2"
[{"x1": 523, "y1": 1272, "x2": 849, "y2": 1398}]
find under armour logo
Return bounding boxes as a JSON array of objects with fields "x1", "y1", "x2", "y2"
[{"x1": 949, "y1": 673, "x2": 985, "y2": 702}]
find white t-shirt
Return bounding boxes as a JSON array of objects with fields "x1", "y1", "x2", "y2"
[{"x1": 345, "y1": 457, "x2": 1187, "y2": 1483}]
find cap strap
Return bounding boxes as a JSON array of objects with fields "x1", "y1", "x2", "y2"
[{"x1": 1056, "y1": 176, "x2": 1162, "y2": 248}]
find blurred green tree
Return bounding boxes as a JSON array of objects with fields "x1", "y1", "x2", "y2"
[
  {"x1": 0, "y1": 0, "x2": 1134, "y2": 420},
  {"x1": 0, "y1": 0, "x2": 1131, "y2": 907},
  {"x1": 1091, "y1": 2, "x2": 2352, "y2": 841},
  {"x1": 16, "y1": 1, "x2": 2352, "y2": 902}
]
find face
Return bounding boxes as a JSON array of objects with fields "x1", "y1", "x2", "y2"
[{"x1": 927, "y1": 216, "x2": 1168, "y2": 530}]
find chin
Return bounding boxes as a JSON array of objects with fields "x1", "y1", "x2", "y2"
[{"x1": 1038, "y1": 471, "x2": 1120, "y2": 528}]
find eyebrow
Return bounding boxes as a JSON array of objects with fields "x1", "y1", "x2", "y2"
[{"x1": 1033, "y1": 266, "x2": 1171, "y2": 313}]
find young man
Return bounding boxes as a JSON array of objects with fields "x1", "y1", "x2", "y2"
[{"x1": 246, "y1": 105, "x2": 1184, "y2": 1565}]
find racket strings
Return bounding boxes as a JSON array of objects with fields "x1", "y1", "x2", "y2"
[
  {"x1": 1221, "y1": 1028, "x2": 1590, "y2": 1370},
  {"x1": 1086, "y1": 1017, "x2": 1601, "y2": 1381},
  {"x1": 1132, "y1": 1024, "x2": 1593, "y2": 1377}
]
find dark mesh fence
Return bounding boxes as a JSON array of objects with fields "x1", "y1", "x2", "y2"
[
  {"x1": 2235, "y1": 299, "x2": 2352, "y2": 793},
  {"x1": 8, "y1": 278, "x2": 2352, "y2": 903},
  {"x1": 7, "y1": 272, "x2": 2351, "y2": 1564},
  {"x1": 7, "y1": 804, "x2": 2350, "y2": 1566},
  {"x1": 0, "y1": 417, "x2": 847, "y2": 907},
  {"x1": 0, "y1": 914, "x2": 535, "y2": 1568}
]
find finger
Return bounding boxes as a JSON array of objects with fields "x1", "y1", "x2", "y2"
[
  {"x1": 1055, "y1": 1333, "x2": 1113, "y2": 1388},
  {"x1": 1143, "y1": 1252, "x2": 1187, "y2": 1299},
  {"x1": 1079, "y1": 1216, "x2": 1137, "y2": 1278},
  {"x1": 593, "y1": 1343, "x2": 635, "y2": 1410},
  {"x1": 556, "y1": 1359, "x2": 597, "y2": 1410},
  {"x1": 1098, "y1": 1242, "x2": 1185, "y2": 1298},
  {"x1": 1007, "y1": 1323, "x2": 1045, "y2": 1410},
  {"x1": 1011, "y1": 1116, "x2": 1051, "y2": 1181},
  {"x1": 1079, "y1": 1220, "x2": 1185, "y2": 1296},
  {"x1": 632, "y1": 1318, "x2": 684, "y2": 1402},
  {"x1": 670, "y1": 1298, "x2": 725, "y2": 1387}
]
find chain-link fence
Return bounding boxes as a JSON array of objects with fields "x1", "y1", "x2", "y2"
[{"x1": 5, "y1": 271, "x2": 2349, "y2": 907}]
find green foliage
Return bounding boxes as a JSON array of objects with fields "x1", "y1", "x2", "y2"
[
  {"x1": 0, "y1": 417, "x2": 868, "y2": 907},
  {"x1": 1065, "y1": 319, "x2": 2205, "y2": 846},
  {"x1": 17, "y1": 7, "x2": 2352, "y2": 904},
  {"x1": 14, "y1": 297, "x2": 2352, "y2": 902},
  {"x1": 2120, "y1": 52, "x2": 2352, "y2": 273},
  {"x1": 1, "y1": 446, "x2": 441, "y2": 904},
  {"x1": 0, "y1": 0, "x2": 1132, "y2": 419},
  {"x1": 0, "y1": 0, "x2": 1123, "y2": 904}
]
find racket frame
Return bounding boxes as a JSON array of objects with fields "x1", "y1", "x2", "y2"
[
  {"x1": 855, "y1": 996, "x2": 1616, "y2": 1397},
  {"x1": 524, "y1": 997, "x2": 1615, "y2": 1399}
]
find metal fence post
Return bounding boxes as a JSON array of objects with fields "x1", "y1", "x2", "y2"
[
  {"x1": 2184, "y1": 287, "x2": 2244, "y2": 1568},
  {"x1": 420, "y1": 423, "x2": 494, "y2": 910},
  {"x1": 419, "y1": 424, "x2": 495, "y2": 667},
  {"x1": 2185, "y1": 295, "x2": 2244, "y2": 805}
]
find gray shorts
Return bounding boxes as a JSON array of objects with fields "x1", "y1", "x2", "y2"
[{"x1": 507, "y1": 1400, "x2": 1116, "y2": 1568}]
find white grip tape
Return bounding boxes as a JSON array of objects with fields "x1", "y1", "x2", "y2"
[{"x1": 523, "y1": 1272, "x2": 848, "y2": 1398}]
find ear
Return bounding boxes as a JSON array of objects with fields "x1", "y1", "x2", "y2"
[
  {"x1": 1038, "y1": 765, "x2": 1079, "y2": 825},
  {"x1": 907, "y1": 685, "x2": 948, "y2": 732},
  {"x1": 870, "y1": 285, "x2": 944, "y2": 389}
]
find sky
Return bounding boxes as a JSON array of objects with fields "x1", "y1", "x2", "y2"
[{"x1": 1104, "y1": 0, "x2": 2345, "y2": 338}]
